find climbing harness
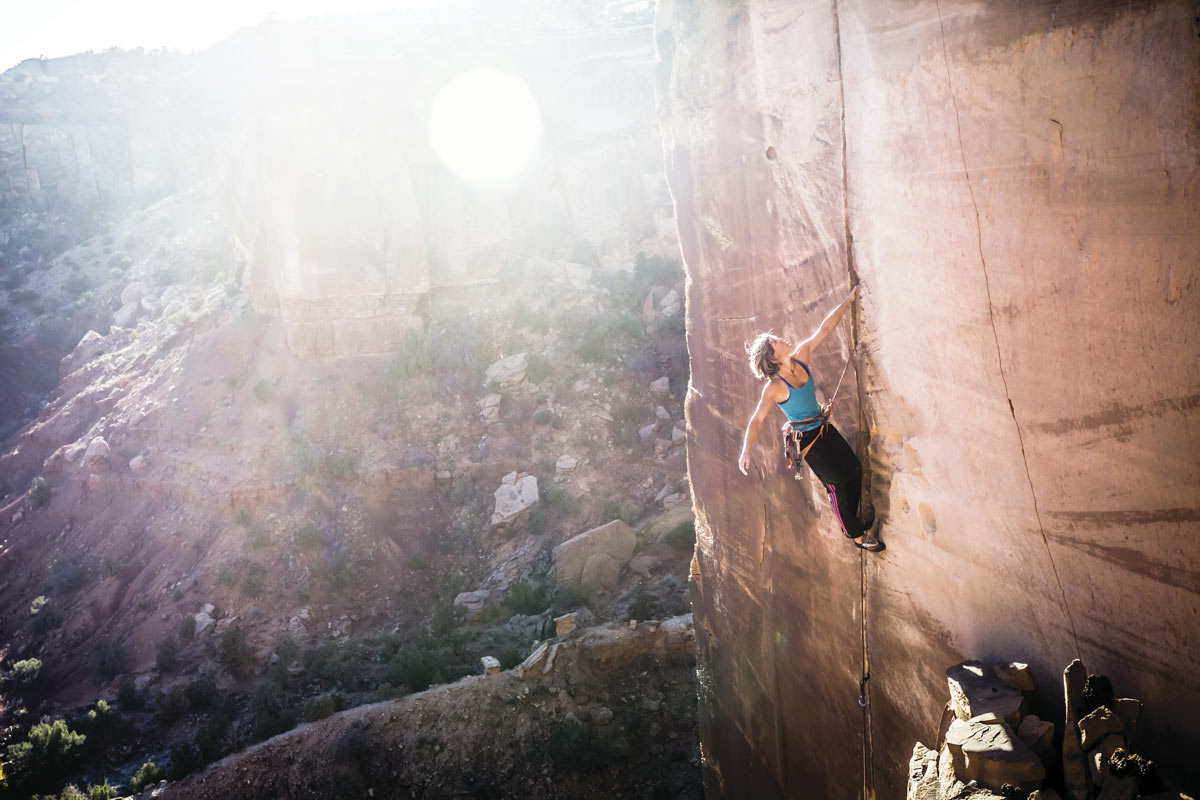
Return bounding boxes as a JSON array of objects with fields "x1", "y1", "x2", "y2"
[{"x1": 780, "y1": 349, "x2": 854, "y2": 471}]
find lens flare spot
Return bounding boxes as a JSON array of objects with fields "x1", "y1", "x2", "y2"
[{"x1": 427, "y1": 67, "x2": 542, "y2": 184}]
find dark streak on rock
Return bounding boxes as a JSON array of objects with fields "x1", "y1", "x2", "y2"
[
  {"x1": 1030, "y1": 392, "x2": 1200, "y2": 435},
  {"x1": 1047, "y1": 533, "x2": 1200, "y2": 596},
  {"x1": 1048, "y1": 507, "x2": 1200, "y2": 525}
]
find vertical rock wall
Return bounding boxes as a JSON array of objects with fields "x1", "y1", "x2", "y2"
[{"x1": 656, "y1": 1, "x2": 1200, "y2": 797}]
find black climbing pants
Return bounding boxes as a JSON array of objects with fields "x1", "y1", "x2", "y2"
[{"x1": 794, "y1": 422, "x2": 867, "y2": 540}]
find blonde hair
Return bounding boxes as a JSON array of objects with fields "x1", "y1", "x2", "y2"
[{"x1": 746, "y1": 332, "x2": 780, "y2": 380}]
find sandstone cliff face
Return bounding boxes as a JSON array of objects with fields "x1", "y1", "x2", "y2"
[{"x1": 656, "y1": 1, "x2": 1200, "y2": 797}]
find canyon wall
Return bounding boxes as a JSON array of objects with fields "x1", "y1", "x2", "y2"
[
  {"x1": 656, "y1": 1, "x2": 1200, "y2": 797},
  {"x1": 0, "y1": 3, "x2": 676, "y2": 358}
]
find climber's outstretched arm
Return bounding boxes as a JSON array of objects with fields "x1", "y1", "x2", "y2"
[
  {"x1": 792, "y1": 285, "x2": 858, "y2": 361},
  {"x1": 738, "y1": 379, "x2": 785, "y2": 475}
]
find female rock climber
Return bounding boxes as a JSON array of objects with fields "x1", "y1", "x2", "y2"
[{"x1": 737, "y1": 285, "x2": 884, "y2": 551}]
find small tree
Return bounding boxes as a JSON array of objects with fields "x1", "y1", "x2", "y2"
[
  {"x1": 5, "y1": 719, "x2": 86, "y2": 790},
  {"x1": 12, "y1": 658, "x2": 43, "y2": 686},
  {"x1": 129, "y1": 762, "x2": 162, "y2": 793}
]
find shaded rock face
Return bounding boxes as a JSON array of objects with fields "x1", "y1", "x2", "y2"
[
  {"x1": 1, "y1": 4, "x2": 676, "y2": 357},
  {"x1": 656, "y1": 1, "x2": 1200, "y2": 798}
]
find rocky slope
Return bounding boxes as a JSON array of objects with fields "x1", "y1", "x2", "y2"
[
  {"x1": 656, "y1": 1, "x2": 1199, "y2": 797},
  {"x1": 0, "y1": 6, "x2": 700, "y2": 797}
]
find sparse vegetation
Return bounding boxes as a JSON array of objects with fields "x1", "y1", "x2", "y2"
[
  {"x1": 185, "y1": 675, "x2": 219, "y2": 710},
  {"x1": 49, "y1": 558, "x2": 83, "y2": 595},
  {"x1": 217, "y1": 626, "x2": 254, "y2": 678},
  {"x1": 129, "y1": 761, "x2": 162, "y2": 793},
  {"x1": 664, "y1": 520, "x2": 696, "y2": 549},
  {"x1": 294, "y1": 522, "x2": 322, "y2": 549},
  {"x1": 155, "y1": 634, "x2": 181, "y2": 673},
  {"x1": 12, "y1": 658, "x2": 44, "y2": 687},
  {"x1": 27, "y1": 477, "x2": 52, "y2": 510},
  {"x1": 252, "y1": 378, "x2": 273, "y2": 403},
  {"x1": 506, "y1": 579, "x2": 549, "y2": 616},
  {"x1": 303, "y1": 694, "x2": 336, "y2": 722},
  {"x1": 88, "y1": 640, "x2": 129, "y2": 680},
  {"x1": 601, "y1": 498, "x2": 646, "y2": 526},
  {"x1": 4, "y1": 718, "x2": 87, "y2": 793}
]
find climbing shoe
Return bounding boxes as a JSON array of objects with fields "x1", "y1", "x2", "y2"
[{"x1": 854, "y1": 534, "x2": 885, "y2": 552}]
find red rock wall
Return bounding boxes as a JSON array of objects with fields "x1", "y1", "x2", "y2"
[{"x1": 656, "y1": 1, "x2": 1200, "y2": 796}]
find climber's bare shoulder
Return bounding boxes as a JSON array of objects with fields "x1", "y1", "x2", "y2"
[{"x1": 761, "y1": 375, "x2": 788, "y2": 405}]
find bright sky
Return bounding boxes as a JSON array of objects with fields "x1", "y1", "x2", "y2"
[{"x1": 0, "y1": 0, "x2": 434, "y2": 72}]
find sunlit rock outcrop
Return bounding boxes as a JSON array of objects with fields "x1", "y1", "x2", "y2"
[{"x1": 656, "y1": 1, "x2": 1199, "y2": 797}]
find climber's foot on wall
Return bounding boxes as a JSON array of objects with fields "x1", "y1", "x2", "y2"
[{"x1": 853, "y1": 533, "x2": 885, "y2": 552}]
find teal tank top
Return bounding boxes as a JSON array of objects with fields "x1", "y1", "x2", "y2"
[{"x1": 776, "y1": 359, "x2": 823, "y2": 430}]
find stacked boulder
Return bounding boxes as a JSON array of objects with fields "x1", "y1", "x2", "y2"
[
  {"x1": 908, "y1": 660, "x2": 1184, "y2": 800},
  {"x1": 908, "y1": 660, "x2": 1049, "y2": 799}
]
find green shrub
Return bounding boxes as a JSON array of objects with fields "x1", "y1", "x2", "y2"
[
  {"x1": 304, "y1": 643, "x2": 357, "y2": 689},
  {"x1": 30, "y1": 596, "x2": 61, "y2": 634},
  {"x1": 526, "y1": 506, "x2": 548, "y2": 536},
  {"x1": 215, "y1": 561, "x2": 239, "y2": 586},
  {"x1": 373, "y1": 682, "x2": 407, "y2": 701},
  {"x1": 547, "y1": 713, "x2": 623, "y2": 771},
  {"x1": 570, "y1": 239, "x2": 600, "y2": 268},
  {"x1": 601, "y1": 498, "x2": 645, "y2": 526},
  {"x1": 233, "y1": 508, "x2": 252, "y2": 526},
  {"x1": 611, "y1": 403, "x2": 646, "y2": 448},
  {"x1": 168, "y1": 742, "x2": 204, "y2": 780},
  {"x1": 506, "y1": 579, "x2": 548, "y2": 615},
  {"x1": 116, "y1": 682, "x2": 141, "y2": 711},
  {"x1": 217, "y1": 626, "x2": 254, "y2": 677},
  {"x1": 294, "y1": 523, "x2": 322, "y2": 549},
  {"x1": 252, "y1": 379, "x2": 273, "y2": 403},
  {"x1": 99, "y1": 557, "x2": 122, "y2": 579},
  {"x1": 156, "y1": 686, "x2": 189, "y2": 724},
  {"x1": 241, "y1": 565, "x2": 265, "y2": 598},
  {"x1": 531, "y1": 408, "x2": 555, "y2": 426},
  {"x1": 628, "y1": 587, "x2": 664, "y2": 621},
  {"x1": 184, "y1": 676, "x2": 218, "y2": 710},
  {"x1": 664, "y1": 520, "x2": 696, "y2": 549},
  {"x1": 27, "y1": 477, "x2": 51, "y2": 511},
  {"x1": 48, "y1": 782, "x2": 118, "y2": 800},
  {"x1": 63, "y1": 274, "x2": 92, "y2": 297},
  {"x1": 178, "y1": 614, "x2": 197, "y2": 641},
  {"x1": 525, "y1": 353, "x2": 552, "y2": 384},
  {"x1": 250, "y1": 680, "x2": 296, "y2": 741},
  {"x1": 49, "y1": 558, "x2": 83, "y2": 595},
  {"x1": 5, "y1": 719, "x2": 86, "y2": 789},
  {"x1": 448, "y1": 477, "x2": 476, "y2": 507},
  {"x1": 303, "y1": 695, "x2": 336, "y2": 722},
  {"x1": 498, "y1": 646, "x2": 525, "y2": 670},
  {"x1": 385, "y1": 643, "x2": 445, "y2": 692},
  {"x1": 129, "y1": 762, "x2": 162, "y2": 793},
  {"x1": 322, "y1": 449, "x2": 359, "y2": 480},
  {"x1": 85, "y1": 700, "x2": 116, "y2": 735},
  {"x1": 155, "y1": 634, "x2": 181, "y2": 673},
  {"x1": 542, "y1": 483, "x2": 570, "y2": 514},
  {"x1": 634, "y1": 252, "x2": 682, "y2": 286},
  {"x1": 12, "y1": 658, "x2": 43, "y2": 686}
]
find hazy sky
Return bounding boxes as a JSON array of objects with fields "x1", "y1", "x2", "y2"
[{"x1": 0, "y1": 0, "x2": 433, "y2": 72}]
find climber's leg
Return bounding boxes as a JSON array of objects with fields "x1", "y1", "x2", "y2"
[{"x1": 799, "y1": 423, "x2": 865, "y2": 540}]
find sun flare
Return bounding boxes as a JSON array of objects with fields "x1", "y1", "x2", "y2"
[{"x1": 427, "y1": 67, "x2": 543, "y2": 184}]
